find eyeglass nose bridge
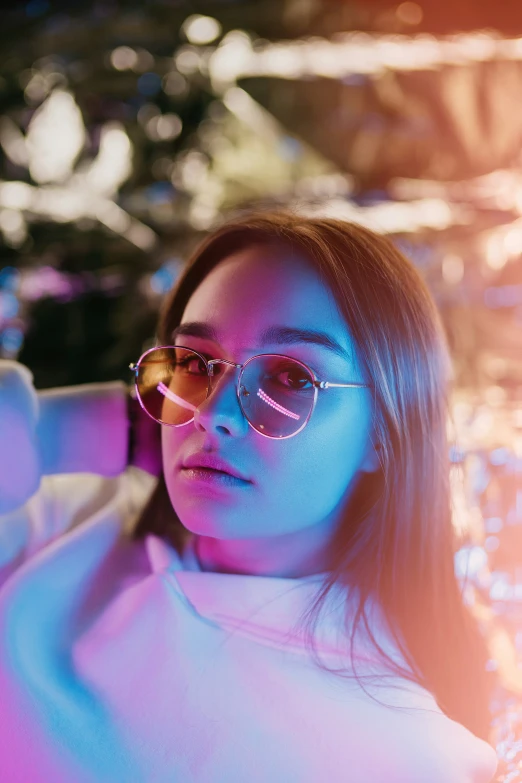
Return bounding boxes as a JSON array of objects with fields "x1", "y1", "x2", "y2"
[
  {"x1": 202, "y1": 358, "x2": 247, "y2": 423},
  {"x1": 206, "y1": 358, "x2": 243, "y2": 378}
]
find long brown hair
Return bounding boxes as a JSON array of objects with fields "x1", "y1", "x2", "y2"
[{"x1": 134, "y1": 210, "x2": 495, "y2": 739}]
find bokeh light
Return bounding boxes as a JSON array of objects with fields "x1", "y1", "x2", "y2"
[{"x1": 182, "y1": 15, "x2": 222, "y2": 46}]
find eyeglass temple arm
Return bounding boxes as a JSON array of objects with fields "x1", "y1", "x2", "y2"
[{"x1": 317, "y1": 381, "x2": 371, "y2": 389}]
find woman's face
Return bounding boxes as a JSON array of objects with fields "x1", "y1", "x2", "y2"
[{"x1": 161, "y1": 244, "x2": 380, "y2": 576}]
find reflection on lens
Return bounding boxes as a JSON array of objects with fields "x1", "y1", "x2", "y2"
[
  {"x1": 240, "y1": 355, "x2": 315, "y2": 437},
  {"x1": 256, "y1": 388, "x2": 301, "y2": 420},
  {"x1": 136, "y1": 347, "x2": 209, "y2": 425}
]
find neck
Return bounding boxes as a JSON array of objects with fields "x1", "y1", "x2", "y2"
[{"x1": 192, "y1": 532, "x2": 332, "y2": 579}]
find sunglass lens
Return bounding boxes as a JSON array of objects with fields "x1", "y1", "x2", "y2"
[
  {"x1": 239, "y1": 356, "x2": 315, "y2": 437},
  {"x1": 136, "y1": 347, "x2": 209, "y2": 426}
]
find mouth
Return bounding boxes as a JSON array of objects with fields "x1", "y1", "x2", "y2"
[{"x1": 180, "y1": 466, "x2": 252, "y2": 486}]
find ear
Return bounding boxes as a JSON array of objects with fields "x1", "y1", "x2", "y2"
[{"x1": 360, "y1": 440, "x2": 382, "y2": 474}]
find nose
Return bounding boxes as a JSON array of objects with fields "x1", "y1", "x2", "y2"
[{"x1": 193, "y1": 362, "x2": 249, "y2": 437}]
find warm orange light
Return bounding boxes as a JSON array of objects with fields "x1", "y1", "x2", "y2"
[{"x1": 396, "y1": 2, "x2": 423, "y2": 26}]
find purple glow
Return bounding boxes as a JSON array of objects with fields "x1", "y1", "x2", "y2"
[{"x1": 19, "y1": 267, "x2": 80, "y2": 302}]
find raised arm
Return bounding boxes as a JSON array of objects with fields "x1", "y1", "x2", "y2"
[
  {"x1": 0, "y1": 360, "x2": 161, "y2": 585},
  {"x1": 37, "y1": 377, "x2": 162, "y2": 479},
  {"x1": 37, "y1": 380, "x2": 130, "y2": 479}
]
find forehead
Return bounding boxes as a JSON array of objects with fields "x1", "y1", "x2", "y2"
[{"x1": 181, "y1": 245, "x2": 353, "y2": 352}]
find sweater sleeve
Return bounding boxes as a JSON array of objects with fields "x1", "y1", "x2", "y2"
[
  {"x1": 0, "y1": 467, "x2": 157, "y2": 591},
  {"x1": 0, "y1": 364, "x2": 137, "y2": 587},
  {"x1": 36, "y1": 380, "x2": 130, "y2": 478}
]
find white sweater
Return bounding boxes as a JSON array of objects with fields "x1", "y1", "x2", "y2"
[{"x1": 0, "y1": 468, "x2": 498, "y2": 782}]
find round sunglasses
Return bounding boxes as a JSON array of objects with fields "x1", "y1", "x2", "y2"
[{"x1": 130, "y1": 345, "x2": 371, "y2": 440}]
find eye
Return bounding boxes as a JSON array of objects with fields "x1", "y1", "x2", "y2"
[
  {"x1": 176, "y1": 355, "x2": 208, "y2": 375},
  {"x1": 270, "y1": 364, "x2": 313, "y2": 391}
]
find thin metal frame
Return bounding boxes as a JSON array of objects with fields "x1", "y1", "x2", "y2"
[{"x1": 130, "y1": 344, "x2": 371, "y2": 440}]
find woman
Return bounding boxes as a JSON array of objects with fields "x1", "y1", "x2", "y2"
[{"x1": 0, "y1": 211, "x2": 498, "y2": 781}]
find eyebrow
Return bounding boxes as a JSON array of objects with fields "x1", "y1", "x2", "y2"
[{"x1": 171, "y1": 322, "x2": 353, "y2": 363}]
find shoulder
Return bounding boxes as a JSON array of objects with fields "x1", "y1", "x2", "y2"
[
  {"x1": 377, "y1": 681, "x2": 498, "y2": 783},
  {"x1": 353, "y1": 674, "x2": 498, "y2": 783},
  {"x1": 411, "y1": 712, "x2": 498, "y2": 783},
  {"x1": 353, "y1": 599, "x2": 497, "y2": 781}
]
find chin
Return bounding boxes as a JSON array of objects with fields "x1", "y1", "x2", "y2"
[{"x1": 173, "y1": 505, "x2": 250, "y2": 540}]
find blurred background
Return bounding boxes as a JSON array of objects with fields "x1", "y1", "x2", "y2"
[{"x1": 1, "y1": 0, "x2": 522, "y2": 775}]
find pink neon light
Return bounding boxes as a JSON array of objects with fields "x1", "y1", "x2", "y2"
[
  {"x1": 158, "y1": 382, "x2": 197, "y2": 412},
  {"x1": 257, "y1": 388, "x2": 300, "y2": 420}
]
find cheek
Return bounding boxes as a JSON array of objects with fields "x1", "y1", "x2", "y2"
[
  {"x1": 274, "y1": 399, "x2": 372, "y2": 500},
  {"x1": 324, "y1": 392, "x2": 373, "y2": 456},
  {"x1": 161, "y1": 426, "x2": 188, "y2": 475},
  {"x1": 161, "y1": 426, "x2": 195, "y2": 517}
]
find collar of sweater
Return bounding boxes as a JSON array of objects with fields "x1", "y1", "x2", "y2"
[{"x1": 145, "y1": 532, "x2": 406, "y2": 669}]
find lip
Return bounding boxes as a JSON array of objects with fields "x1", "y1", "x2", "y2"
[{"x1": 181, "y1": 453, "x2": 252, "y2": 482}]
